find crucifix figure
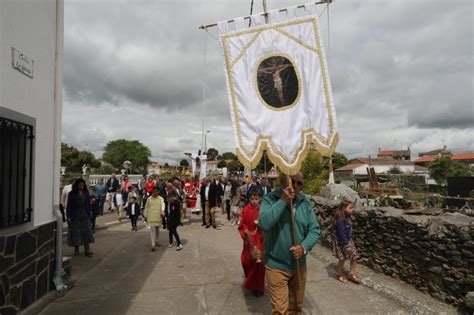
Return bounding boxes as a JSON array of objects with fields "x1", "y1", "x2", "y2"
[{"x1": 258, "y1": 59, "x2": 293, "y2": 105}]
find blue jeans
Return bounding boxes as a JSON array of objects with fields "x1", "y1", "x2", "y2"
[{"x1": 98, "y1": 196, "x2": 106, "y2": 215}]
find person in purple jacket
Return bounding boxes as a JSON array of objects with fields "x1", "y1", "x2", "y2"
[{"x1": 332, "y1": 201, "x2": 362, "y2": 284}]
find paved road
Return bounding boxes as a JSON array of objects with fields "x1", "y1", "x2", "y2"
[{"x1": 39, "y1": 211, "x2": 456, "y2": 314}]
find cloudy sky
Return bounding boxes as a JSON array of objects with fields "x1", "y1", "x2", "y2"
[{"x1": 62, "y1": 0, "x2": 473, "y2": 164}]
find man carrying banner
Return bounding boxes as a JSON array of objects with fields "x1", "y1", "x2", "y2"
[
  {"x1": 215, "y1": 4, "x2": 336, "y2": 313},
  {"x1": 259, "y1": 172, "x2": 320, "y2": 314}
]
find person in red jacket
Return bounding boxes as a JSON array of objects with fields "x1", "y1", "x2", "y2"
[
  {"x1": 238, "y1": 188, "x2": 265, "y2": 297},
  {"x1": 144, "y1": 177, "x2": 156, "y2": 194}
]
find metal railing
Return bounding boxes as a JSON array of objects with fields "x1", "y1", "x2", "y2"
[{"x1": 0, "y1": 117, "x2": 34, "y2": 228}]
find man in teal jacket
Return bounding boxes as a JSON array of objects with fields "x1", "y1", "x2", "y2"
[{"x1": 259, "y1": 172, "x2": 320, "y2": 314}]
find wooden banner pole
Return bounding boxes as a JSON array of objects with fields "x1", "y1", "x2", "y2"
[{"x1": 288, "y1": 176, "x2": 302, "y2": 293}]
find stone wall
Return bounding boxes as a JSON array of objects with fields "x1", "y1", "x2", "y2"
[
  {"x1": 0, "y1": 221, "x2": 56, "y2": 314},
  {"x1": 311, "y1": 196, "x2": 474, "y2": 307}
]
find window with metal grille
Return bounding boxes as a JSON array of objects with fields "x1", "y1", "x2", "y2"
[{"x1": 0, "y1": 116, "x2": 35, "y2": 228}]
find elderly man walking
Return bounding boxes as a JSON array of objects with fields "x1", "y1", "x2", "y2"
[{"x1": 259, "y1": 172, "x2": 320, "y2": 314}]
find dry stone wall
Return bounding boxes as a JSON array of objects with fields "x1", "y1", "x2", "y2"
[
  {"x1": 311, "y1": 196, "x2": 474, "y2": 308},
  {"x1": 0, "y1": 221, "x2": 56, "y2": 313}
]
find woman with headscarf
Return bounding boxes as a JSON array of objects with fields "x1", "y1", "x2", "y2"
[{"x1": 67, "y1": 178, "x2": 94, "y2": 257}]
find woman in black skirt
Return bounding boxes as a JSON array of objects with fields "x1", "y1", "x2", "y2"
[{"x1": 67, "y1": 179, "x2": 94, "y2": 257}]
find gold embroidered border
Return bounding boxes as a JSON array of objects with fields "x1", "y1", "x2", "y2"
[
  {"x1": 230, "y1": 31, "x2": 262, "y2": 68},
  {"x1": 237, "y1": 132, "x2": 339, "y2": 175},
  {"x1": 274, "y1": 28, "x2": 320, "y2": 55},
  {"x1": 220, "y1": 17, "x2": 337, "y2": 174},
  {"x1": 252, "y1": 52, "x2": 302, "y2": 112}
]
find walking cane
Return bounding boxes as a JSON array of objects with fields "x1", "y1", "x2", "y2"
[{"x1": 287, "y1": 176, "x2": 302, "y2": 307}]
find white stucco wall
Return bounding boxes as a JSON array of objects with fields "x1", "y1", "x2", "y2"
[
  {"x1": 353, "y1": 163, "x2": 415, "y2": 175},
  {"x1": 0, "y1": 0, "x2": 63, "y2": 227}
]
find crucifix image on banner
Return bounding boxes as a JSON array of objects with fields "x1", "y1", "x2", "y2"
[{"x1": 218, "y1": 3, "x2": 338, "y2": 175}]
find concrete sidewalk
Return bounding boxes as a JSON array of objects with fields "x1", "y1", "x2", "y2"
[{"x1": 36, "y1": 212, "x2": 456, "y2": 314}]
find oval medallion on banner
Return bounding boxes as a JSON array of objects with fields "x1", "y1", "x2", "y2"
[{"x1": 255, "y1": 54, "x2": 300, "y2": 110}]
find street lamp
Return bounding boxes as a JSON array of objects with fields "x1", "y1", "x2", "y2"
[{"x1": 204, "y1": 130, "x2": 211, "y2": 153}]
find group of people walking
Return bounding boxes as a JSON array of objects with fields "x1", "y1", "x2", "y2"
[
  {"x1": 61, "y1": 171, "x2": 363, "y2": 314},
  {"x1": 199, "y1": 176, "x2": 273, "y2": 228},
  {"x1": 60, "y1": 173, "x2": 191, "y2": 256}
]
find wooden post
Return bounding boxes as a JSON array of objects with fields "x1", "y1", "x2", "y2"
[
  {"x1": 262, "y1": 0, "x2": 269, "y2": 23},
  {"x1": 288, "y1": 176, "x2": 301, "y2": 288}
]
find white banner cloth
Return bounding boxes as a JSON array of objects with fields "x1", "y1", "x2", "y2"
[{"x1": 218, "y1": 3, "x2": 338, "y2": 175}]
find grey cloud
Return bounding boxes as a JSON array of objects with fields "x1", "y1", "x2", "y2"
[{"x1": 62, "y1": 0, "x2": 473, "y2": 163}]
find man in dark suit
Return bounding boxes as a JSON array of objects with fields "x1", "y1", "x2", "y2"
[
  {"x1": 206, "y1": 178, "x2": 221, "y2": 229},
  {"x1": 105, "y1": 173, "x2": 120, "y2": 192},
  {"x1": 200, "y1": 178, "x2": 209, "y2": 226},
  {"x1": 259, "y1": 177, "x2": 272, "y2": 196}
]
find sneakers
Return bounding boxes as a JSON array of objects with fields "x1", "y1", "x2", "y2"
[
  {"x1": 151, "y1": 247, "x2": 155, "y2": 252},
  {"x1": 176, "y1": 244, "x2": 183, "y2": 251},
  {"x1": 169, "y1": 243, "x2": 173, "y2": 248},
  {"x1": 205, "y1": 225, "x2": 210, "y2": 229}
]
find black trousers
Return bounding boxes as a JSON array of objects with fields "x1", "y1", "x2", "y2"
[
  {"x1": 130, "y1": 214, "x2": 138, "y2": 228},
  {"x1": 226, "y1": 200, "x2": 231, "y2": 221},
  {"x1": 169, "y1": 226, "x2": 181, "y2": 245},
  {"x1": 201, "y1": 202, "x2": 206, "y2": 224}
]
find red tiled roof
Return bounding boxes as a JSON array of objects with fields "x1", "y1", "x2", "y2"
[
  {"x1": 414, "y1": 165, "x2": 429, "y2": 172},
  {"x1": 378, "y1": 150, "x2": 396, "y2": 156},
  {"x1": 335, "y1": 163, "x2": 365, "y2": 172},
  {"x1": 413, "y1": 156, "x2": 436, "y2": 163},
  {"x1": 354, "y1": 158, "x2": 412, "y2": 165},
  {"x1": 378, "y1": 150, "x2": 410, "y2": 156},
  {"x1": 413, "y1": 153, "x2": 474, "y2": 164},
  {"x1": 452, "y1": 153, "x2": 474, "y2": 161},
  {"x1": 419, "y1": 148, "x2": 449, "y2": 156}
]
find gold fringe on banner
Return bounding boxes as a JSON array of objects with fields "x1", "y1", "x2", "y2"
[{"x1": 236, "y1": 133, "x2": 339, "y2": 176}]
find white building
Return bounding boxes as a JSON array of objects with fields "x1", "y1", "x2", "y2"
[
  {"x1": 147, "y1": 160, "x2": 161, "y2": 175},
  {"x1": 206, "y1": 160, "x2": 219, "y2": 172},
  {"x1": 0, "y1": 1, "x2": 65, "y2": 312},
  {"x1": 335, "y1": 158, "x2": 415, "y2": 176}
]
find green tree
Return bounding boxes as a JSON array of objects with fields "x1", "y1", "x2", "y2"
[
  {"x1": 301, "y1": 150, "x2": 328, "y2": 195},
  {"x1": 301, "y1": 151, "x2": 324, "y2": 181},
  {"x1": 429, "y1": 156, "x2": 469, "y2": 186},
  {"x1": 96, "y1": 164, "x2": 115, "y2": 175},
  {"x1": 227, "y1": 159, "x2": 244, "y2": 172},
  {"x1": 180, "y1": 159, "x2": 189, "y2": 167},
  {"x1": 164, "y1": 162, "x2": 170, "y2": 168},
  {"x1": 102, "y1": 139, "x2": 151, "y2": 173},
  {"x1": 206, "y1": 148, "x2": 219, "y2": 161},
  {"x1": 217, "y1": 160, "x2": 227, "y2": 168},
  {"x1": 255, "y1": 151, "x2": 274, "y2": 174},
  {"x1": 322, "y1": 152, "x2": 349, "y2": 170},
  {"x1": 61, "y1": 143, "x2": 100, "y2": 173},
  {"x1": 218, "y1": 152, "x2": 237, "y2": 160}
]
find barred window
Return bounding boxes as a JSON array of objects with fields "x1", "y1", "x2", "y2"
[{"x1": 0, "y1": 116, "x2": 35, "y2": 228}]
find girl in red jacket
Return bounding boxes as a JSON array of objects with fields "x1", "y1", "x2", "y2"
[{"x1": 238, "y1": 188, "x2": 265, "y2": 296}]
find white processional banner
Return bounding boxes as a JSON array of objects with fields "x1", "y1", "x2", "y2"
[{"x1": 218, "y1": 3, "x2": 338, "y2": 175}]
